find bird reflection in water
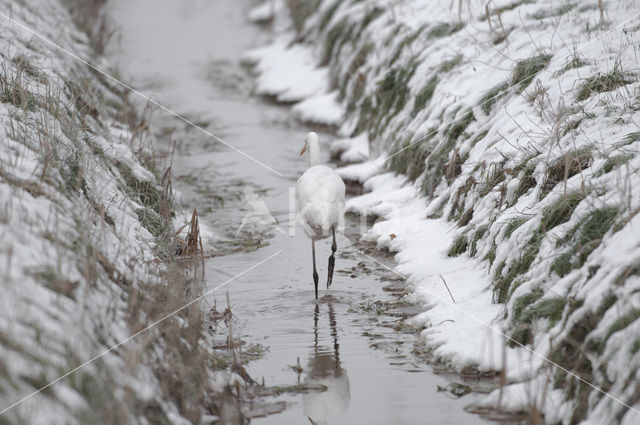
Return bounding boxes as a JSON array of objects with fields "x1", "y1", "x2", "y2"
[{"x1": 303, "y1": 303, "x2": 351, "y2": 424}]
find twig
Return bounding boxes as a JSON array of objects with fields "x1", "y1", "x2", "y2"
[{"x1": 439, "y1": 274, "x2": 456, "y2": 303}]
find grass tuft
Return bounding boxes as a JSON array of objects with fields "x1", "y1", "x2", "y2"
[
  {"x1": 469, "y1": 225, "x2": 488, "y2": 257},
  {"x1": 596, "y1": 153, "x2": 634, "y2": 176},
  {"x1": 573, "y1": 207, "x2": 617, "y2": 265},
  {"x1": 479, "y1": 82, "x2": 508, "y2": 115},
  {"x1": 287, "y1": 0, "x2": 322, "y2": 33},
  {"x1": 540, "y1": 147, "x2": 592, "y2": 198},
  {"x1": 494, "y1": 233, "x2": 542, "y2": 303},
  {"x1": 511, "y1": 54, "x2": 552, "y2": 91},
  {"x1": 427, "y1": 22, "x2": 464, "y2": 39},
  {"x1": 541, "y1": 192, "x2": 586, "y2": 231},
  {"x1": 504, "y1": 217, "x2": 528, "y2": 238},
  {"x1": 512, "y1": 287, "x2": 543, "y2": 322},
  {"x1": 550, "y1": 252, "x2": 574, "y2": 277},
  {"x1": 412, "y1": 76, "x2": 438, "y2": 116},
  {"x1": 448, "y1": 235, "x2": 469, "y2": 257},
  {"x1": 575, "y1": 69, "x2": 634, "y2": 101},
  {"x1": 437, "y1": 54, "x2": 463, "y2": 73}
]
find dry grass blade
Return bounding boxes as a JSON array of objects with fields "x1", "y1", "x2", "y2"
[
  {"x1": 439, "y1": 273, "x2": 456, "y2": 303},
  {"x1": 176, "y1": 208, "x2": 206, "y2": 278}
]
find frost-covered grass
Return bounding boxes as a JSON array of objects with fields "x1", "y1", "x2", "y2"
[
  {"x1": 0, "y1": 1, "x2": 245, "y2": 423},
  {"x1": 247, "y1": 0, "x2": 640, "y2": 423}
]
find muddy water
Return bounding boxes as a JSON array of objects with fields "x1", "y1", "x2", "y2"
[{"x1": 106, "y1": 1, "x2": 492, "y2": 423}]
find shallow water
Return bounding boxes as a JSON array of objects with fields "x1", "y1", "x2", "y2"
[{"x1": 106, "y1": 1, "x2": 493, "y2": 423}]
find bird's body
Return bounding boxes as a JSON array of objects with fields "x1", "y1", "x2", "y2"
[
  {"x1": 297, "y1": 164, "x2": 345, "y2": 240},
  {"x1": 296, "y1": 132, "x2": 346, "y2": 298}
]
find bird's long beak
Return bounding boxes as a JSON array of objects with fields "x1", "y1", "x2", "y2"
[{"x1": 299, "y1": 144, "x2": 307, "y2": 156}]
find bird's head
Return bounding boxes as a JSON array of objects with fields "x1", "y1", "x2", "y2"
[{"x1": 299, "y1": 131, "x2": 318, "y2": 156}]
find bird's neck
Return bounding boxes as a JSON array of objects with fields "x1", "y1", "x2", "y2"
[{"x1": 308, "y1": 137, "x2": 320, "y2": 167}]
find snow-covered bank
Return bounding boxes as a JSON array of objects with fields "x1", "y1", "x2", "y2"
[
  {"x1": 0, "y1": 1, "x2": 239, "y2": 423},
  {"x1": 245, "y1": 0, "x2": 640, "y2": 423}
]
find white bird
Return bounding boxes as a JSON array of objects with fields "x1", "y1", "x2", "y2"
[{"x1": 297, "y1": 132, "x2": 346, "y2": 299}]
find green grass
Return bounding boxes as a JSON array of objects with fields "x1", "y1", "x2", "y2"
[
  {"x1": 604, "y1": 309, "x2": 640, "y2": 342},
  {"x1": 375, "y1": 63, "x2": 418, "y2": 127},
  {"x1": 437, "y1": 54, "x2": 463, "y2": 73},
  {"x1": 479, "y1": 164, "x2": 505, "y2": 197},
  {"x1": 504, "y1": 217, "x2": 528, "y2": 238},
  {"x1": 620, "y1": 132, "x2": 640, "y2": 146},
  {"x1": 479, "y1": 82, "x2": 508, "y2": 115},
  {"x1": 318, "y1": 1, "x2": 341, "y2": 31},
  {"x1": 575, "y1": 69, "x2": 634, "y2": 101},
  {"x1": 540, "y1": 146, "x2": 593, "y2": 198},
  {"x1": 412, "y1": 76, "x2": 438, "y2": 116},
  {"x1": 420, "y1": 111, "x2": 473, "y2": 197},
  {"x1": 560, "y1": 118, "x2": 584, "y2": 136},
  {"x1": 552, "y1": 207, "x2": 618, "y2": 275},
  {"x1": 540, "y1": 192, "x2": 586, "y2": 231},
  {"x1": 388, "y1": 137, "x2": 432, "y2": 181},
  {"x1": 288, "y1": 0, "x2": 322, "y2": 32},
  {"x1": 448, "y1": 235, "x2": 468, "y2": 257},
  {"x1": 512, "y1": 287, "x2": 543, "y2": 322},
  {"x1": 360, "y1": 7, "x2": 384, "y2": 29},
  {"x1": 388, "y1": 24, "x2": 427, "y2": 66},
  {"x1": 485, "y1": 240, "x2": 497, "y2": 265},
  {"x1": 494, "y1": 233, "x2": 542, "y2": 303},
  {"x1": 511, "y1": 54, "x2": 553, "y2": 92},
  {"x1": 470, "y1": 129, "x2": 490, "y2": 147},
  {"x1": 511, "y1": 161, "x2": 538, "y2": 204},
  {"x1": 550, "y1": 252, "x2": 574, "y2": 277},
  {"x1": 115, "y1": 161, "x2": 166, "y2": 214},
  {"x1": 469, "y1": 225, "x2": 488, "y2": 257},
  {"x1": 344, "y1": 42, "x2": 373, "y2": 101},
  {"x1": 445, "y1": 109, "x2": 475, "y2": 143},
  {"x1": 321, "y1": 18, "x2": 355, "y2": 66},
  {"x1": 427, "y1": 22, "x2": 464, "y2": 39},
  {"x1": 61, "y1": 153, "x2": 87, "y2": 195},
  {"x1": 596, "y1": 153, "x2": 634, "y2": 176},
  {"x1": 511, "y1": 295, "x2": 565, "y2": 345},
  {"x1": 573, "y1": 207, "x2": 618, "y2": 265},
  {"x1": 529, "y1": 3, "x2": 577, "y2": 20},
  {"x1": 553, "y1": 54, "x2": 589, "y2": 77},
  {"x1": 521, "y1": 297, "x2": 565, "y2": 325}
]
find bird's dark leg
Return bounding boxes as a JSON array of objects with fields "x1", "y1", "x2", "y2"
[
  {"x1": 312, "y1": 239, "x2": 319, "y2": 299},
  {"x1": 327, "y1": 227, "x2": 336, "y2": 289}
]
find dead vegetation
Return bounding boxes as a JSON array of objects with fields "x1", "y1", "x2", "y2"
[
  {"x1": 575, "y1": 67, "x2": 634, "y2": 102},
  {"x1": 540, "y1": 147, "x2": 593, "y2": 199},
  {"x1": 0, "y1": 1, "x2": 259, "y2": 423}
]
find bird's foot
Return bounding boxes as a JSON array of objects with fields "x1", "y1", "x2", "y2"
[{"x1": 326, "y1": 254, "x2": 335, "y2": 288}]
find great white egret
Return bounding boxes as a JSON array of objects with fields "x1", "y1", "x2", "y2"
[{"x1": 297, "y1": 132, "x2": 346, "y2": 299}]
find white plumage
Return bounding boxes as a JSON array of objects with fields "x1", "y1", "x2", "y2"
[
  {"x1": 296, "y1": 132, "x2": 345, "y2": 298},
  {"x1": 297, "y1": 164, "x2": 345, "y2": 239}
]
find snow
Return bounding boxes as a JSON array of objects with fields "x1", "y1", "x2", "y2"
[
  {"x1": 0, "y1": 0, "x2": 216, "y2": 423},
  {"x1": 292, "y1": 91, "x2": 345, "y2": 126},
  {"x1": 330, "y1": 133, "x2": 370, "y2": 163},
  {"x1": 242, "y1": 38, "x2": 330, "y2": 103},
  {"x1": 247, "y1": 0, "x2": 284, "y2": 23}
]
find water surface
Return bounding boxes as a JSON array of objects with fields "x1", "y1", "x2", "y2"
[{"x1": 106, "y1": 1, "x2": 492, "y2": 423}]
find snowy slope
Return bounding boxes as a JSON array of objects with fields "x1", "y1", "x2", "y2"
[
  {"x1": 0, "y1": 1, "x2": 237, "y2": 423},
  {"x1": 246, "y1": 0, "x2": 640, "y2": 423}
]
